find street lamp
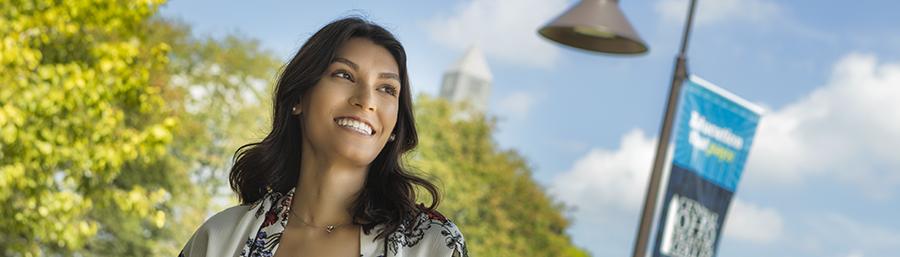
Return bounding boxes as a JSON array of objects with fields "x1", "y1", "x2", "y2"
[
  {"x1": 538, "y1": 0, "x2": 699, "y2": 257},
  {"x1": 538, "y1": 0, "x2": 648, "y2": 54}
]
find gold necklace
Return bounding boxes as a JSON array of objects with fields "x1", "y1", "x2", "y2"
[
  {"x1": 304, "y1": 222, "x2": 350, "y2": 233},
  {"x1": 292, "y1": 214, "x2": 352, "y2": 233}
]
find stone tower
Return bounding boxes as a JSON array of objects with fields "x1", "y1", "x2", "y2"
[{"x1": 439, "y1": 46, "x2": 492, "y2": 114}]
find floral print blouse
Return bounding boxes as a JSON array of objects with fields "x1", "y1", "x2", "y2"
[{"x1": 179, "y1": 188, "x2": 468, "y2": 257}]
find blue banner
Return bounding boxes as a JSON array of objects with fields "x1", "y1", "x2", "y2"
[{"x1": 652, "y1": 75, "x2": 762, "y2": 257}]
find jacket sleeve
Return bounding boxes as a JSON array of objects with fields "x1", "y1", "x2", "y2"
[
  {"x1": 441, "y1": 220, "x2": 468, "y2": 257},
  {"x1": 178, "y1": 223, "x2": 211, "y2": 257},
  {"x1": 177, "y1": 204, "x2": 255, "y2": 257},
  {"x1": 400, "y1": 215, "x2": 468, "y2": 257}
]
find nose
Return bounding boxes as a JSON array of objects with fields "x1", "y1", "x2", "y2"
[{"x1": 349, "y1": 83, "x2": 376, "y2": 112}]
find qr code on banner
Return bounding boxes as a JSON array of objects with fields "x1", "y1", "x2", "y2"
[{"x1": 660, "y1": 194, "x2": 719, "y2": 257}]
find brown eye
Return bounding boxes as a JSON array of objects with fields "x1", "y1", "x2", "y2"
[
  {"x1": 333, "y1": 70, "x2": 354, "y2": 82},
  {"x1": 379, "y1": 85, "x2": 398, "y2": 96}
]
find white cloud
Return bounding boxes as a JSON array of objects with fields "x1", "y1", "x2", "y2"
[
  {"x1": 550, "y1": 129, "x2": 785, "y2": 244},
  {"x1": 655, "y1": 0, "x2": 781, "y2": 25},
  {"x1": 549, "y1": 129, "x2": 655, "y2": 256},
  {"x1": 497, "y1": 91, "x2": 537, "y2": 119},
  {"x1": 550, "y1": 129, "x2": 656, "y2": 214},
  {"x1": 745, "y1": 53, "x2": 900, "y2": 199},
  {"x1": 723, "y1": 198, "x2": 784, "y2": 243},
  {"x1": 423, "y1": 0, "x2": 568, "y2": 68}
]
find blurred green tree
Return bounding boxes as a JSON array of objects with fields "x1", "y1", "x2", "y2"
[
  {"x1": 0, "y1": 0, "x2": 279, "y2": 256},
  {"x1": 411, "y1": 95, "x2": 591, "y2": 257},
  {"x1": 135, "y1": 15, "x2": 281, "y2": 256},
  {"x1": 0, "y1": 0, "x2": 175, "y2": 255}
]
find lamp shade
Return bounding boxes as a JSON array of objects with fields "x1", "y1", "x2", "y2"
[{"x1": 539, "y1": 0, "x2": 648, "y2": 54}]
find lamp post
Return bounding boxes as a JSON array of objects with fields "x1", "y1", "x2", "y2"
[{"x1": 539, "y1": 0, "x2": 699, "y2": 257}]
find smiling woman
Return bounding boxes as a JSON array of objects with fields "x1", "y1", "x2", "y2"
[{"x1": 179, "y1": 17, "x2": 468, "y2": 257}]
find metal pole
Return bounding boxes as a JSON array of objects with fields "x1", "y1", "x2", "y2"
[{"x1": 630, "y1": 0, "x2": 698, "y2": 257}]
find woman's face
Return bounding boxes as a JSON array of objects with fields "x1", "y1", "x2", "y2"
[{"x1": 295, "y1": 37, "x2": 401, "y2": 168}]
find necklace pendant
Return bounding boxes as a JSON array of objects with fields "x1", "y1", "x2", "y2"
[{"x1": 325, "y1": 225, "x2": 335, "y2": 233}]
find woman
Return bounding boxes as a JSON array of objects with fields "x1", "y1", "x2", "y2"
[{"x1": 179, "y1": 17, "x2": 467, "y2": 257}]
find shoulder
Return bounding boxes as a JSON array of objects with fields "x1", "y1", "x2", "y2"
[
  {"x1": 190, "y1": 204, "x2": 253, "y2": 236},
  {"x1": 385, "y1": 206, "x2": 468, "y2": 257},
  {"x1": 206, "y1": 205, "x2": 253, "y2": 228},
  {"x1": 179, "y1": 205, "x2": 254, "y2": 257}
]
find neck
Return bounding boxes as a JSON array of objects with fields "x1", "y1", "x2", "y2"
[{"x1": 289, "y1": 144, "x2": 368, "y2": 228}]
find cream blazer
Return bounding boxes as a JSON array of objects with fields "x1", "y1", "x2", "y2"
[{"x1": 179, "y1": 188, "x2": 468, "y2": 257}]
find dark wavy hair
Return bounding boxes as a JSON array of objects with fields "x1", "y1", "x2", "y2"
[{"x1": 228, "y1": 17, "x2": 439, "y2": 237}]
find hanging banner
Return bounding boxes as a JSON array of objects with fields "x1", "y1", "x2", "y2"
[{"x1": 651, "y1": 75, "x2": 763, "y2": 257}]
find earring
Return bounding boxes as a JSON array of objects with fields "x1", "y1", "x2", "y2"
[
  {"x1": 291, "y1": 106, "x2": 296, "y2": 112},
  {"x1": 388, "y1": 134, "x2": 396, "y2": 142}
]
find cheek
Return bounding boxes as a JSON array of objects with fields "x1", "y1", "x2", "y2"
[
  {"x1": 381, "y1": 102, "x2": 400, "y2": 131},
  {"x1": 301, "y1": 90, "x2": 339, "y2": 133},
  {"x1": 306, "y1": 84, "x2": 345, "y2": 116}
]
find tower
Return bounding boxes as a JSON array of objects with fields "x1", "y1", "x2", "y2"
[{"x1": 439, "y1": 46, "x2": 492, "y2": 114}]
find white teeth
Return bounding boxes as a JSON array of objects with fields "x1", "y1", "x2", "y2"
[{"x1": 336, "y1": 118, "x2": 373, "y2": 135}]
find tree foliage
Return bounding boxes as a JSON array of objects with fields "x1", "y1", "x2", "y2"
[
  {"x1": 1, "y1": 0, "x2": 174, "y2": 255},
  {"x1": 411, "y1": 96, "x2": 590, "y2": 257},
  {"x1": 0, "y1": 0, "x2": 279, "y2": 256}
]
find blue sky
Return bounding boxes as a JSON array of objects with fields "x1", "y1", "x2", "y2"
[{"x1": 161, "y1": 1, "x2": 900, "y2": 256}]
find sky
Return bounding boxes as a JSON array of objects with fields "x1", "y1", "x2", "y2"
[{"x1": 160, "y1": 1, "x2": 900, "y2": 256}]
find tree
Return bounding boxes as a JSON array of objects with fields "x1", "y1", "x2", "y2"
[
  {"x1": 1, "y1": 0, "x2": 174, "y2": 255},
  {"x1": 145, "y1": 15, "x2": 280, "y2": 202},
  {"x1": 410, "y1": 95, "x2": 591, "y2": 257},
  {"x1": 136, "y1": 15, "x2": 281, "y2": 256},
  {"x1": 0, "y1": 1, "x2": 281, "y2": 256}
]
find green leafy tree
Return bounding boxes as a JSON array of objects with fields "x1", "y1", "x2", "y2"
[
  {"x1": 146, "y1": 16, "x2": 280, "y2": 201},
  {"x1": 0, "y1": 0, "x2": 174, "y2": 255},
  {"x1": 138, "y1": 15, "x2": 281, "y2": 255},
  {"x1": 0, "y1": 1, "x2": 280, "y2": 256},
  {"x1": 411, "y1": 95, "x2": 591, "y2": 257}
]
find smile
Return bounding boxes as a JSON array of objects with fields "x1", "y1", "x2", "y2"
[{"x1": 334, "y1": 117, "x2": 374, "y2": 136}]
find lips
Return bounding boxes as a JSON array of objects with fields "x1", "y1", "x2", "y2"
[{"x1": 334, "y1": 116, "x2": 375, "y2": 136}]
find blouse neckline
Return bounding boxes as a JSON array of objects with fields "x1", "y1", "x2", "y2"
[{"x1": 242, "y1": 188, "x2": 385, "y2": 257}]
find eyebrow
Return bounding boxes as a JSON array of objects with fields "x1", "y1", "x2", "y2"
[
  {"x1": 333, "y1": 57, "x2": 401, "y2": 82},
  {"x1": 333, "y1": 57, "x2": 359, "y2": 70}
]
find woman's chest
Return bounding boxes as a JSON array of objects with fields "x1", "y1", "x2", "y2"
[{"x1": 271, "y1": 227, "x2": 361, "y2": 257}]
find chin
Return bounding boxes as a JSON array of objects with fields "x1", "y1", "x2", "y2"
[{"x1": 338, "y1": 150, "x2": 379, "y2": 167}]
